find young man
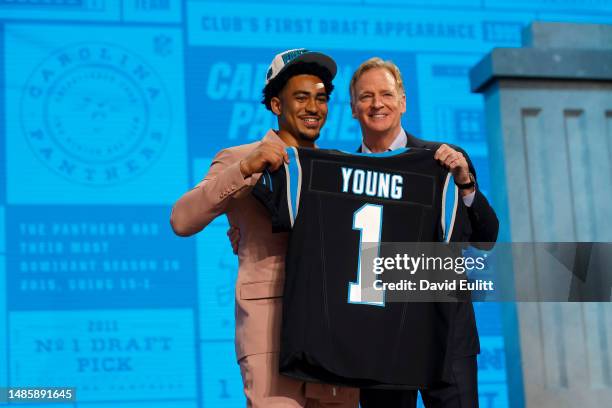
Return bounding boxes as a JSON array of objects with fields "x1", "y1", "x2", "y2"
[
  {"x1": 351, "y1": 57, "x2": 499, "y2": 408},
  {"x1": 170, "y1": 49, "x2": 358, "y2": 407}
]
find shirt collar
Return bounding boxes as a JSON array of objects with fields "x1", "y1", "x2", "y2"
[{"x1": 361, "y1": 129, "x2": 407, "y2": 153}]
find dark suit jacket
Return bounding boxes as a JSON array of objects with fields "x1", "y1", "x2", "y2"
[
  {"x1": 403, "y1": 131, "x2": 499, "y2": 248},
  {"x1": 359, "y1": 131, "x2": 499, "y2": 248},
  {"x1": 359, "y1": 130, "x2": 500, "y2": 357}
]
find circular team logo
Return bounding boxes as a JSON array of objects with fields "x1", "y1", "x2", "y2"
[{"x1": 21, "y1": 42, "x2": 172, "y2": 186}]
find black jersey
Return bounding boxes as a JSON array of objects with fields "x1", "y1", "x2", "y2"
[{"x1": 252, "y1": 147, "x2": 463, "y2": 389}]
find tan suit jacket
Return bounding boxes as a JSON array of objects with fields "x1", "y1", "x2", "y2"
[{"x1": 171, "y1": 130, "x2": 290, "y2": 360}]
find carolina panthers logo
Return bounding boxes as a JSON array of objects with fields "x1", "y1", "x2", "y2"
[{"x1": 21, "y1": 42, "x2": 171, "y2": 186}]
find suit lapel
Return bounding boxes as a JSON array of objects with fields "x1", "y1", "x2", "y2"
[{"x1": 404, "y1": 130, "x2": 427, "y2": 148}]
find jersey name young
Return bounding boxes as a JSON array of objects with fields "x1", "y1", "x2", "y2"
[
  {"x1": 341, "y1": 167, "x2": 403, "y2": 200},
  {"x1": 252, "y1": 146, "x2": 464, "y2": 389}
]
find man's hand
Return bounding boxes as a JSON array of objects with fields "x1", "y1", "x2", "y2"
[
  {"x1": 239, "y1": 141, "x2": 289, "y2": 178},
  {"x1": 227, "y1": 226, "x2": 241, "y2": 255},
  {"x1": 434, "y1": 144, "x2": 475, "y2": 194}
]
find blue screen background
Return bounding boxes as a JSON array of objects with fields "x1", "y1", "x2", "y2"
[{"x1": 1, "y1": 1, "x2": 611, "y2": 407}]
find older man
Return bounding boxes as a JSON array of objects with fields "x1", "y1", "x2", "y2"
[
  {"x1": 351, "y1": 57, "x2": 499, "y2": 408},
  {"x1": 171, "y1": 49, "x2": 358, "y2": 407}
]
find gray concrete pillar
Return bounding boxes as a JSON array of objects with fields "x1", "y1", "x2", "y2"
[{"x1": 470, "y1": 22, "x2": 612, "y2": 408}]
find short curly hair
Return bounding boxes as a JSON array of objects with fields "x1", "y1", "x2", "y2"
[{"x1": 262, "y1": 62, "x2": 335, "y2": 111}]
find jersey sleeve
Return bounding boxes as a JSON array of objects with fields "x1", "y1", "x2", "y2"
[{"x1": 251, "y1": 147, "x2": 303, "y2": 232}]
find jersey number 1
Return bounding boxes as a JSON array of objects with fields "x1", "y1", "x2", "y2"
[{"x1": 348, "y1": 204, "x2": 385, "y2": 307}]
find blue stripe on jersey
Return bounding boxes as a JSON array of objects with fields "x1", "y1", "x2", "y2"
[
  {"x1": 286, "y1": 147, "x2": 303, "y2": 225},
  {"x1": 266, "y1": 171, "x2": 273, "y2": 192},
  {"x1": 283, "y1": 162, "x2": 294, "y2": 226},
  {"x1": 339, "y1": 147, "x2": 410, "y2": 157},
  {"x1": 442, "y1": 173, "x2": 458, "y2": 242}
]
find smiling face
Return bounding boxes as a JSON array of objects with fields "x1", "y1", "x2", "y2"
[
  {"x1": 351, "y1": 67, "x2": 406, "y2": 139},
  {"x1": 271, "y1": 74, "x2": 329, "y2": 147}
]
